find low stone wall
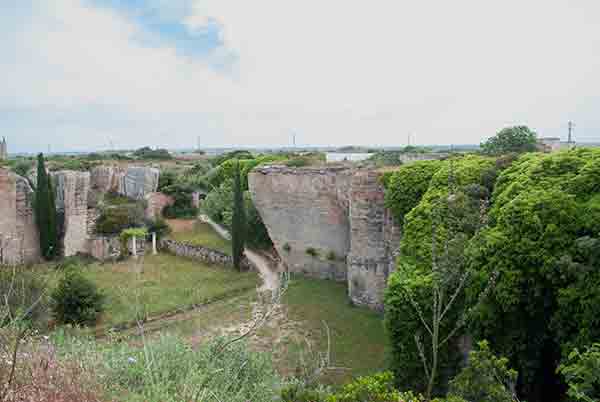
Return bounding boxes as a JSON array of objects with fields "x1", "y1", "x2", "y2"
[{"x1": 161, "y1": 239, "x2": 253, "y2": 270}]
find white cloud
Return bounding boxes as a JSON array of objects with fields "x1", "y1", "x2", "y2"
[{"x1": 2, "y1": 0, "x2": 600, "y2": 152}]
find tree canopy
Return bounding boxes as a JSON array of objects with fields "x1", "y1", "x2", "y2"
[{"x1": 481, "y1": 126, "x2": 538, "y2": 155}]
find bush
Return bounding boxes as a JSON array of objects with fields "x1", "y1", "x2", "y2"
[
  {"x1": 481, "y1": 126, "x2": 538, "y2": 155},
  {"x1": 448, "y1": 340, "x2": 517, "y2": 402},
  {"x1": 325, "y1": 372, "x2": 402, "y2": 402},
  {"x1": 133, "y1": 146, "x2": 172, "y2": 160},
  {"x1": 51, "y1": 268, "x2": 105, "y2": 326},
  {"x1": 94, "y1": 204, "x2": 145, "y2": 235}
]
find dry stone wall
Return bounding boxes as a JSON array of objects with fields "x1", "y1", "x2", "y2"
[
  {"x1": 161, "y1": 239, "x2": 254, "y2": 270},
  {"x1": 249, "y1": 165, "x2": 401, "y2": 310},
  {"x1": 0, "y1": 168, "x2": 40, "y2": 264}
]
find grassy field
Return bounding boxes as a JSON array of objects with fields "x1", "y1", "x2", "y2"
[
  {"x1": 280, "y1": 276, "x2": 389, "y2": 384},
  {"x1": 158, "y1": 274, "x2": 389, "y2": 386},
  {"x1": 168, "y1": 220, "x2": 232, "y2": 255},
  {"x1": 78, "y1": 254, "x2": 258, "y2": 330}
]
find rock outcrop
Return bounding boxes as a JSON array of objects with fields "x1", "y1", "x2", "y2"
[
  {"x1": 249, "y1": 165, "x2": 400, "y2": 310},
  {"x1": 0, "y1": 168, "x2": 40, "y2": 264}
]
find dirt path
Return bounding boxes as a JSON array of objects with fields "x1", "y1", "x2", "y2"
[{"x1": 200, "y1": 214, "x2": 280, "y2": 292}]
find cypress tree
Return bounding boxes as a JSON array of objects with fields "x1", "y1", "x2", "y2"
[
  {"x1": 231, "y1": 160, "x2": 246, "y2": 270},
  {"x1": 35, "y1": 153, "x2": 58, "y2": 259}
]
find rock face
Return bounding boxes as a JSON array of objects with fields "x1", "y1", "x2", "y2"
[
  {"x1": 90, "y1": 165, "x2": 159, "y2": 200},
  {"x1": 249, "y1": 165, "x2": 400, "y2": 310},
  {"x1": 0, "y1": 168, "x2": 40, "y2": 264},
  {"x1": 53, "y1": 171, "x2": 91, "y2": 257}
]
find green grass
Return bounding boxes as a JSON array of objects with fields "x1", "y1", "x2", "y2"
[
  {"x1": 78, "y1": 254, "x2": 258, "y2": 330},
  {"x1": 170, "y1": 221, "x2": 232, "y2": 255},
  {"x1": 282, "y1": 276, "x2": 389, "y2": 384}
]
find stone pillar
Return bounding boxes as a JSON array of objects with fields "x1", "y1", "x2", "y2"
[
  {"x1": 132, "y1": 235, "x2": 137, "y2": 258},
  {"x1": 54, "y1": 171, "x2": 91, "y2": 257},
  {"x1": 152, "y1": 232, "x2": 157, "y2": 255}
]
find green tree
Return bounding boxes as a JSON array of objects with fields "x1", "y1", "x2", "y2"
[
  {"x1": 558, "y1": 343, "x2": 600, "y2": 402},
  {"x1": 34, "y1": 153, "x2": 58, "y2": 259},
  {"x1": 448, "y1": 340, "x2": 517, "y2": 402},
  {"x1": 231, "y1": 160, "x2": 246, "y2": 270},
  {"x1": 481, "y1": 126, "x2": 537, "y2": 155}
]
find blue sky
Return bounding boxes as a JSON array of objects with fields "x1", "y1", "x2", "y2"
[{"x1": 2, "y1": 0, "x2": 600, "y2": 153}]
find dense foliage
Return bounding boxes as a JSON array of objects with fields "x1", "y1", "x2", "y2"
[
  {"x1": 384, "y1": 148, "x2": 600, "y2": 402},
  {"x1": 466, "y1": 148, "x2": 600, "y2": 400},
  {"x1": 383, "y1": 160, "x2": 445, "y2": 223},
  {"x1": 558, "y1": 343, "x2": 600, "y2": 402},
  {"x1": 51, "y1": 268, "x2": 105, "y2": 326},
  {"x1": 480, "y1": 126, "x2": 537, "y2": 155},
  {"x1": 448, "y1": 341, "x2": 517, "y2": 402},
  {"x1": 34, "y1": 153, "x2": 59, "y2": 259}
]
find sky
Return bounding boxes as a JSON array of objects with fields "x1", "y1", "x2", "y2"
[{"x1": 2, "y1": 0, "x2": 600, "y2": 153}]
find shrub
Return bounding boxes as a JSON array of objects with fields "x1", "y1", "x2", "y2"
[
  {"x1": 306, "y1": 247, "x2": 319, "y2": 257},
  {"x1": 94, "y1": 204, "x2": 145, "y2": 235},
  {"x1": 51, "y1": 268, "x2": 105, "y2": 326},
  {"x1": 448, "y1": 340, "x2": 517, "y2": 402},
  {"x1": 283, "y1": 243, "x2": 292, "y2": 252},
  {"x1": 326, "y1": 250, "x2": 337, "y2": 261},
  {"x1": 325, "y1": 372, "x2": 402, "y2": 402}
]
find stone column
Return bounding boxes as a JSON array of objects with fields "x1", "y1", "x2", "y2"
[
  {"x1": 152, "y1": 232, "x2": 157, "y2": 255},
  {"x1": 132, "y1": 235, "x2": 137, "y2": 258}
]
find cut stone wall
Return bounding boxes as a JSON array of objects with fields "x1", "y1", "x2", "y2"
[
  {"x1": 90, "y1": 165, "x2": 160, "y2": 200},
  {"x1": 53, "y1": 171, "x2": 91, "y2": 257},
  {"x1": 0, "y1": 168, "x2": 40, "y2": 265},
  {"x1": 249, "y1": 165, "x2": 401, "y2": 310},
  {"x1": 249, "y1": 166, "x2": 352, "y2": 282}
]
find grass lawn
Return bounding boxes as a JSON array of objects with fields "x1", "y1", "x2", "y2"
[
  {"x1": 281, "y1": 276, "x2": 389, "y2": 384},
  {"x1": 168, "y1": 220, "x2": 232, "y2": 255},
  {"x1": 79, "y1": 254, "x2": 258, "y2": 330}
]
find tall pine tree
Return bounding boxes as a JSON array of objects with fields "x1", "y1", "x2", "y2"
[
  {"x1": 231, "y1": 160, "x2": 246, "y2": 270},
  {"x1": 35, "y1": 153, "x2": 58, "y2": 259}
]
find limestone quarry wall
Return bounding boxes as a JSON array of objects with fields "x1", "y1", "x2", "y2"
[
  {"x1": 90, "y1": 165, "x2": 159, "y2": 200},
  {"x1": 53, "y1": 171, "x2": 91, "y2": 257},
  {"x1": 0, "y1": 168, "x2": 40, "y2": 264},
  {"x1": 1, "y1": 165, "x2": 162, "y2": 263},
  {"x1": 249, "y1": 165, "x2": 401, "y2": 310},
  {"x1": 249, "y1": 166, "x2": 352, "y2": 282}
]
